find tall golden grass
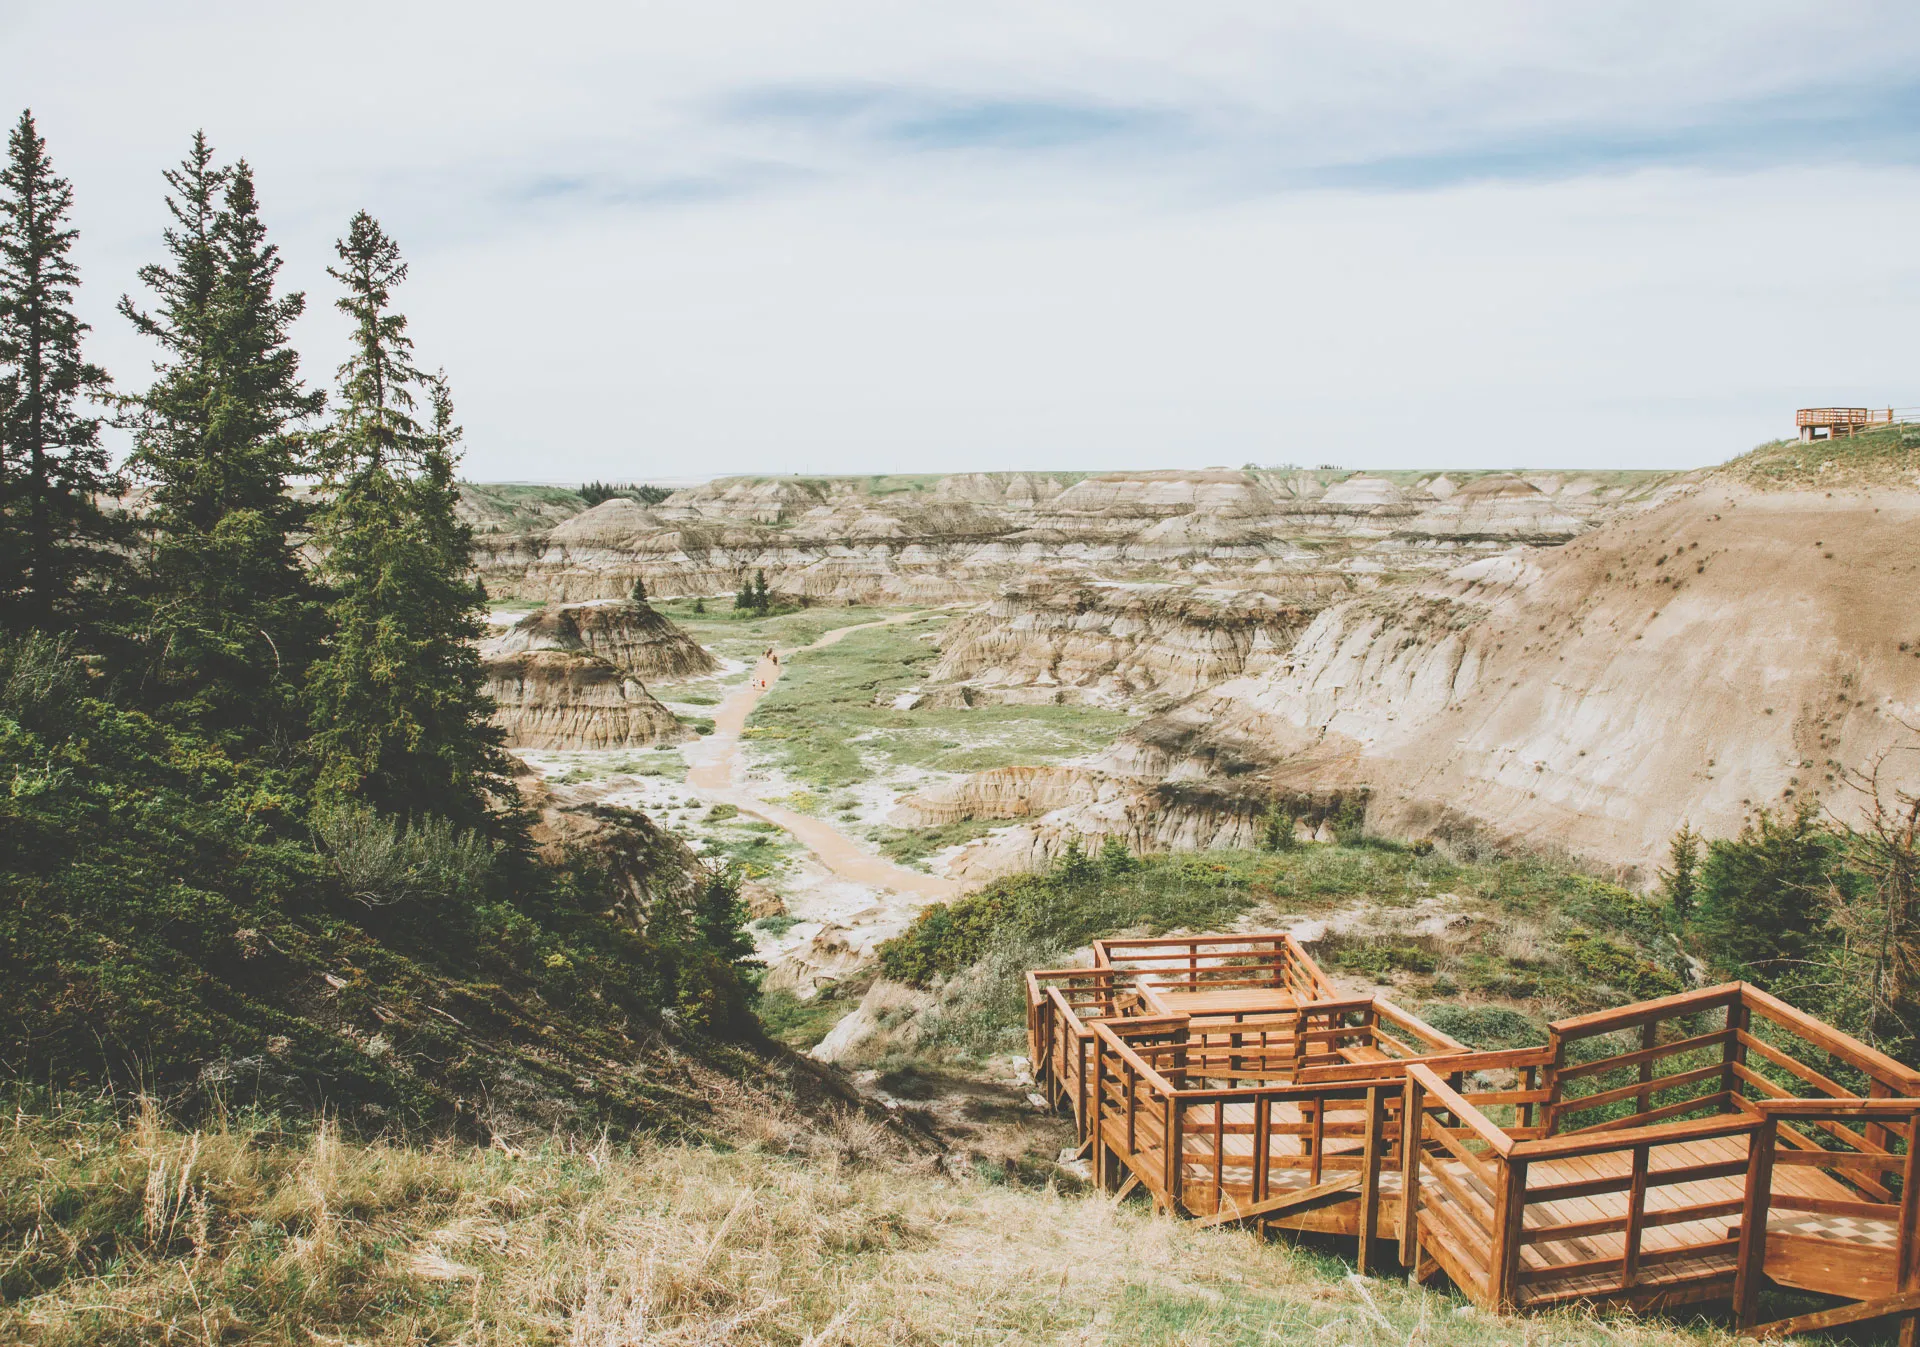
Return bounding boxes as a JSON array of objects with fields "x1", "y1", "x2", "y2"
[{"x1": 2, "y1": 1097, "x2": 1743, "y2": 1346}]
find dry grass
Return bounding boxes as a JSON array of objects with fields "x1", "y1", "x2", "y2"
[{"x1": 2, "y1": 1098, "x2": 1751, "y2": 1346}]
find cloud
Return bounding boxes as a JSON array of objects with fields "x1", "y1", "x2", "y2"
[
  {"x1": 1306, "y1": 79, "x2": 1920, "y2": 191},
  {"x1": 725, "y1": 83, "x2": 1175, "y2": 153}
]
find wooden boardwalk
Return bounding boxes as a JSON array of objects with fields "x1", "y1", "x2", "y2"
[{"x1": 1028, "y1": 934, "x2": 1920, "y2": 1339}]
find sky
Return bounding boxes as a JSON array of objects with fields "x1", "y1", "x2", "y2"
[{"x1": 4, "y1": 2, "x2": 1919, "y2": 481}]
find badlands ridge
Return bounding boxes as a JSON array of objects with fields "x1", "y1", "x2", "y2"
[{"x1": 469, "y1": 442, "x2": 1920, "y2": 882}]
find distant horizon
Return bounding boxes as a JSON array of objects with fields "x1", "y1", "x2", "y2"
[{"x1": 464, "y1": 461, "x2": 1718, "y2": 489}]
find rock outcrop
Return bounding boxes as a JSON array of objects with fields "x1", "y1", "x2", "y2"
[
  {"x1": 889, "y1": 766, "x2": 1096, "y2": 829},
  {"x1": 490, "y1": 599, "x2": 717, "y2": 681},
  {"x1": 926, "y1": 579, "x2": 1327, "y2": 708},
  {"x1": 483, "y1": 599, "x2": 710, "y2": 750},
  {"x1": 483, "y1": 650, "x2": 687, "y2": 750}
]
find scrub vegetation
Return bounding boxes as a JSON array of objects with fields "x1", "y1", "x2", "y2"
[{"x1": 745, "y1": 617, "x2": 1135, "y2": 789}]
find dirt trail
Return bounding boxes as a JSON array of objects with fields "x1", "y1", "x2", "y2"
[{"x1": 684, "y1": 611, "x2": 962, "y2": 901}]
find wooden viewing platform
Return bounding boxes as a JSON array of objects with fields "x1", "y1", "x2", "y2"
[
  {"x1": 1027, "y1": 933, "x2": 1920, "y2": 1340},
  {"x1": 1796, "y1": 407, "x2": 1905, "y2": 440}
]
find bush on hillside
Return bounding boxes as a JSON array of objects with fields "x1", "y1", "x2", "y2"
[
  {"x1": 1693, "y1": 805, "x2": 1844, "y2": 985},
  {"x1": 314, "y1": 803, "x2": 499, "y2": 907}
]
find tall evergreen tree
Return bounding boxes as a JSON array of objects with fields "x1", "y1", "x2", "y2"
[
  {"x1": 121, "y1": 137, "x2": 325, "y2": 738},
  {"x1": 0, "y1": 110, "x2": 119, "y2": 630},
  {"x1": 306, "y1": 211, "x2": 504, "y2": 827}
]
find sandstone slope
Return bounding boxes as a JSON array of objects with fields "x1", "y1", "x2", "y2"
[{"x1": 973, "y1": 465, "x2": 1920, "y2": 880}]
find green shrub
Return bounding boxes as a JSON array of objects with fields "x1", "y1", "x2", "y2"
[
  {"x1": 1414, "y1": 1002, "x2": 1544, "y2": 1051},
  {"x1": 1331, "y1": 795, "x2": 1367, "y2": 846},
  {"x1": 1693, "y1": 805, "x2": 1843, "y2": 984},
  {"x1": 1559, "y1": 930, "x2": 1683, "y2": 1002},
  {"x1": 1261, "y1": 805, "x2": 1297, "y2": 852},
  {"x1": 312, "y1": 803, "x2": 499, "y2": 907},
  {"x1": 1327, "y1": 942, "x2": 1436, "y2": 978}
]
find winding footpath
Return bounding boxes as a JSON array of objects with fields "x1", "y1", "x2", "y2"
[{"x1": 682, "y1": 611, "x2": 963, "y2": 902}]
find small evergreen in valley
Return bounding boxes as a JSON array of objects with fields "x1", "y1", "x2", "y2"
[{"x1": 0, "y1": 110, "x2": 120, "y2": 632}]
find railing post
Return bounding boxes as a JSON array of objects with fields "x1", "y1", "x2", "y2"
[
  {"x1": 1254, "y1": 1094, "x2": 1272, "y2": 1219},
  {"x1": 1636, "y1": 1019, "x2": 1658, "y2": 1119},
  {"x1": 1399, "y1": 1073, "x2": 1423, "y2": 1271},
  {"x1": 1076, "y1": 1032, "x2": 1089, "y2": 1135},
  {"x1": 1724, "y1": 994, "x2": 1750, "y2": 1104},
  {"x1": 1734, "y1": 1114, "x2": 1778, "y2": 1330},
  {"x1": 1897, "y1": 1121, "x2": 1920, "y2": 1347},
  {"x1": 1125, "y1": 1060, "x2": 1138, "y2": 1157},
  {"x1": 1164, "y1": 1092, "x2": 1180, "y2": 1212},
  {"x1": 1488, "y1": 1156, "x2": 1527, "y2": 1312},
  {"x1": 1358, "y1": 1086, "x2": 1383, "y2": 1275},
  {"x1": 1308, "y1": 1092, "x2": 1325, "y2": 1185},
  {"x1": 1091, "y1": 1040, "x2": 1109, "y2": 1192},
  {"x1": 1622, "y1": 1142, "x2": 1650, "y2": 1288},
  {"x1": 1541, "y1": 1027, "x2": 1567, "y2": 1135}
]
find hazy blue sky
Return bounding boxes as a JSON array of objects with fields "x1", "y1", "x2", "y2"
[{"x1": 5, "y1": 2, "x2": 1918, "y2": 479}]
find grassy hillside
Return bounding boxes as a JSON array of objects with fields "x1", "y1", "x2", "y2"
[
  {"x1": 1729, "y1": 424, "x2": 1920, "y2": 489},
  {"x1": 0, "y1": 1097, "x2": 1738, "y2": 1347}
]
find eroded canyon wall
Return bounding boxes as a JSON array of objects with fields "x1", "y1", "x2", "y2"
[{"x1": 469, "y1": 468, "x2": 1676, "y2": 607}]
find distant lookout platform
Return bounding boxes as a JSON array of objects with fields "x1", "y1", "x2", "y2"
[{"x1": 1795, "y1": 406, "x2": 1911, "y2": 440}]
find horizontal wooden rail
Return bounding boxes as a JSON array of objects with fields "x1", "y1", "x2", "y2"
[
  {"x1": 1740, "y1": 983, "x2": 1920, "y2": 1096},
  {"x1": 1550, "y1": 983, "x2": 1745, "y2": 1040},
  {"x1": 1409, "y1": 1063, "x2": 1515, "y2": 1159},
  {"x1": 1513, "y1": 1111, "x2": 1759, "y2": 1162}
]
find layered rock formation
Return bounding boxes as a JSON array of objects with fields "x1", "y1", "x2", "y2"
[
  {"x1": 483, "y1": 600, "x2": 711, "y2": 749},
  {"x1": 926, "y1": 579, "x2": 1330, "y2": 708},
  {"x1": 483, "y1": 650, "x2": 686, "y2": 750},
  {"x1": 473, "y1": 468, "x2": 1676, "y2": 607},
  {"x1": 943, "y1": 457, "x2": 1920, "y2": 881},
  {"x1": 489, "y1": 598, "x2": 717, "y2": 681}
]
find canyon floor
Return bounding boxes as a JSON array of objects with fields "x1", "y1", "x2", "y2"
[{"x1": 504, "y1": 597, "x2": 1141, "y2": 1004}]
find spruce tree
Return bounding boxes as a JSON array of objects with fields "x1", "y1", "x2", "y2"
[
  {"x1": 1262, "y1": 803, "x2": 1298, "y2": 852},
  {"x1": 121, "y1": 138, "x2": 325, "y2": 738},
  {"x1": 0, "y1": 110, "x2": 119, "y2": 630},
  {"x1": 1662, "y1": 822, "x2": 1700, "y2": 920},
  {"x1": 306, "y1": 212, "x2": 505, "y2": 827}
]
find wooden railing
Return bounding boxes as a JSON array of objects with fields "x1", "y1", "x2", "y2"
[
  {"x1": 1090, "y1": 1017, "x2": 1190, "y2": 1210},
  {"x1": 1093, "y1": 932, "x2": 1335, "y2": 1001},
  {"x1": 1544, "y1": 983, "x2": 1920, "y2": 1137},
  {"x1": 1735, "y1": 1097, "x2": 1920, "y2": 1341},
  {"x1": 1405, "y1": 1061, "x2": 1761, "y2": 1311},
  {"x1": 1409, "y1": 986, "x2": 1920, "y2": 1317},
  {"x1": 1401, "y1": 1063, "x2": 1517, "y2": 1305},
  {"x1": 1027, "y1": 968, "x2": 1119, "y2": 1129}
]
